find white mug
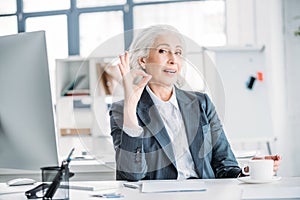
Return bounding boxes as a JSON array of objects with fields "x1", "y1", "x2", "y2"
[{"x1": 242, "y1": 159, "x2": 274, "y2": 180}]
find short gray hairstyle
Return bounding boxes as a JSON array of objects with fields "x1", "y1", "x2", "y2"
[{"x1": 128, "y1": 25, "x2": 186, "y2": 70}]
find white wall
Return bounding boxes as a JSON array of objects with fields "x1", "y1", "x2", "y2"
[
  {"x1": 254, "y1": 0, "x2": 286, "y2": 166},
  {"x1": 281, "y1": 0, "x2": 300, "y2": 176},
  {"x1": 226, "y1": 0, "x2": 300, "y2": 176},
  {"x1": 226, "y1": 0, "x2": 257, "y2": 45}
]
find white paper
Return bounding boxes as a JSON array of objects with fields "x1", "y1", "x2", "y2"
[
  {"x1": 242, "y1": 186, "x2": 300, "y2": 199},
  {"x1": 141, "y1": 180, "x2": 206, "y2": 193},
  {"x1": 0, "y1": 183, "x2": 30, "y2": 196}
]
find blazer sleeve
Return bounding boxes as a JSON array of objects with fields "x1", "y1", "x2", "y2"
[
  {"x1": 109, "y1": 101, "x2": 147, "y2": 181},
  {"x1": 202, "y1": 93, "x2": 242, "y2": 178}
]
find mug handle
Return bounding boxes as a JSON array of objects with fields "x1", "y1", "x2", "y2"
[{"x1": 242, "y1": 165, "x2": 250, "y2": 176}]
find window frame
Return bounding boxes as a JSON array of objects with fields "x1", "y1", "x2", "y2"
[{"x1": 0, "y1": 0, "x2": 225, "y2": 55}]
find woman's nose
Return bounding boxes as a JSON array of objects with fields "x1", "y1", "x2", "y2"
[{"x1": 168, "y1": 51, "x2": 176, "y2": 64}]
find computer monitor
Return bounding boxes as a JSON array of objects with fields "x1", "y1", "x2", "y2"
[{"x1": 0, "y1": 31, "x2": 59, "y2": 171}]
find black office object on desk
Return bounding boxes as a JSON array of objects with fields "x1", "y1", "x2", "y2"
[{"x1": 25, "y1": 148, "x2": 75, "y2": 200}]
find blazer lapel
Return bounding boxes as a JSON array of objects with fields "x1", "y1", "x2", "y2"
[{"x1": 137, "y1": 89, "x2": 176, "y2": 167}]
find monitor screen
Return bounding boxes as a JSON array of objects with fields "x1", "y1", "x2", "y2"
[{"x1": 0, "y1": 31, "x2": 59, "y2": 171}]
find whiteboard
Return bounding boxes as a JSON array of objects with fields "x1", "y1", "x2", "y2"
[{"x1": 204, "y1": 46, "x2": 273, "y2": 140}]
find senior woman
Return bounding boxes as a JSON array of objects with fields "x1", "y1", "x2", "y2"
[{"x1": 109, "y1": 25, "x2": 280, "y2": 181}]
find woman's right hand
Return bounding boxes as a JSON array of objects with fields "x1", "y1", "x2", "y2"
[
  {"x1": 118, "y1": 51, "x2": 151, "y2": 128},
  {"x1": 118, "y1": 51, "x2": 151, "y2": 106}
]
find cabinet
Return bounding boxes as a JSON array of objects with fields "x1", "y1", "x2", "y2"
[{"x1": 55, "y1": 56, "x2": 122, "y2": 136}]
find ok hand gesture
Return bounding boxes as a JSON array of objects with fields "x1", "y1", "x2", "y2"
[{"x1": 118, "y1": 51, "x2": 151, "y2": 128}]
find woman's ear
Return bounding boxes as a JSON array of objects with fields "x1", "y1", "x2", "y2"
[{"x1": 138, "y1": 57, "x2": 146, "y2": 69}]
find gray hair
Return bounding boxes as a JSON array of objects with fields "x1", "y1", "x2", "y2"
[{"x1": 128, "y1": 25, "x2": 186, "y2": 70}]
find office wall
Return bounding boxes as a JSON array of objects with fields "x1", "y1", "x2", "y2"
[
  {"x1": 227, "y1": 0, "x2": 300, "y2": 176},
  {"x1": 251, "y1": 0, "x2": 300, "y2": 177},
  {"x1": 254, "y1": 0, "x2": 286, "y2": 160},
  {"x1": 281, "y1": 0, "x2": 300, "y2": 177}
]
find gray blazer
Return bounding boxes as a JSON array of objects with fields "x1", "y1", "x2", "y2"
[{"x1": 110, "y1": 87, "x2": 241, "y2": 181}]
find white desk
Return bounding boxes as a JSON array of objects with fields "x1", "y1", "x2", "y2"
[
  {"x1": 1, "y1": 177, "x2": 299, "y2": 200},
  {"x1": 0, "y1": 160, "x2": 115, "y2": 182}
]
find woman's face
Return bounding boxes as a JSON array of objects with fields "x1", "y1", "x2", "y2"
[{"x1": 142, "y1": 33, "x2": 183, "y2": 87}]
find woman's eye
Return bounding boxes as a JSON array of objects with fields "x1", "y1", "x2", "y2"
[
  {"x1": 158, "y1": 49, "x2": 168, "y2": 54},
  {"x1": 175, "y1": 51, "x2": 182, "y2": 56}
]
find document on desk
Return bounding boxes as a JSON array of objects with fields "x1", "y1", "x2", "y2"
[
  {"x1": 141, "y1": 180, "x2": 206, "y2": 193},
  {"x1": 242, "y1": 186, "x2": 300, "y2": 199},
  {"x1": 0, "y1": 183, "x2": 29, "y2": 196}
]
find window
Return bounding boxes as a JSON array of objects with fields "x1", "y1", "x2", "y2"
[
  {"x1": 77, "y1": 0, "x2": 126, "y2": 8},
  {"x1": 26, "y1": 15, "x2": 68, "y2": 67},
  {"x1": 0, "y1": 0, "x2": 17, "y2": 36},
  {"x1": 1, "y1": 0, "x2": 226, "y2": 56},
  {"x1": 23, "y1": 0, "x2": 70, "y2": 12},
  {"x1": 133, "y1": 0, "x2": 173, "y2": 2},
  {"x1": 79, "y1": 11, "x2": 124, "y2": 57},
  {"x1": 133, "y1": 1, "x2": 226, "y2": 47},
  {"x1": 0, "y1": 16, "x2": 18, "y2": 36},
  {"x1": 26, "y1": 15, "x2": 68, "y2": 99},
  {"x1": 0, "y1": 0, "x2": 16, "y2": 14}
]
